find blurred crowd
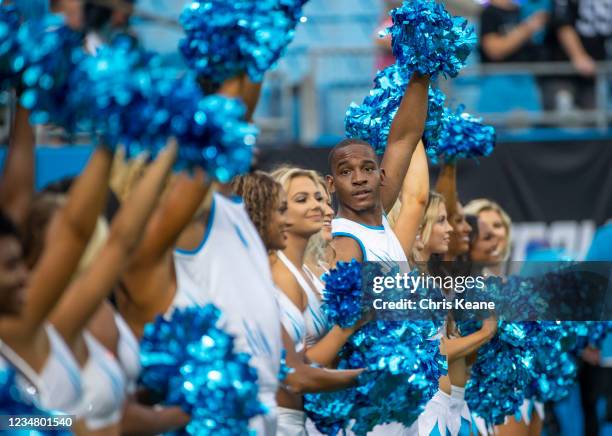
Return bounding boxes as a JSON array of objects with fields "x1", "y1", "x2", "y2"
[{"x1": 376, "y1": 0, "x2": 612, "y2": 112}]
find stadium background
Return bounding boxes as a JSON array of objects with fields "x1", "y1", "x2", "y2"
[{"x1": 0, "y1": 0, "x2": 611, "y2": 434}]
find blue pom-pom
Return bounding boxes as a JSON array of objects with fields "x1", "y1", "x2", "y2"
[
  {"x1": 428, "y1": 105, "x2": 496, "y2": 164},
  {"x1": 13, "y1": 13, "x2": 84, "y2": 126},
  {"x1": 321, "y1": 260, "x2": 364, "y2": 329},
  {"x1": 69, "y1": 38, "x2": 256, "y2": 180},
  {"x1": 165, "y1": 86, "x2": 258, "y2": 183},
  {"x1": 0, "y1": 364, "x2": 72, "y2": 435},
  {"x1": 344, "y1": 63, "x2": 446, "y2": 155},
  {"x1": 306, "y1": 320, "x2": 443, "y2": 434},
  {"x1": 525, "y1": 321, "x2": 577, "y2": 403},
  {"x1": 390, "y1": 0, "x2": 476, "y2": 78},
  {"x1": 140, "y1": 305, "x2": 265, "y2": 435},
  {"x1": 0, "y1": 5, "x2": 22, "y2": 92},
  {"x1": 465, "y1": 321, "x2": 534, "y2": 426},
  {"x1": 179, "y1": 0, "x2": 308, "y2": 83}
]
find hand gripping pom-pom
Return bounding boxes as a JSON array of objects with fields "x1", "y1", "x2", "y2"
[
  {"x1": 140, "y1": 305, "x2": 266, "y2": 435},
  {"x1": 306, "y1": 320, "x2": 444, "y2": 434},
  {"x1": 390, "y1": 0, "x2": 476, "y2": 78},
  {"x1": 345, "y1": 63, "x2": 446, "y2": 156}
]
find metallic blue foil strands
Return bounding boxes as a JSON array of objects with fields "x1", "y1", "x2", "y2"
[
  {"x1": 277, "y1": 349, "x2": 294, "y2": 382},
  {"x1": 67, "y1": 39, "x2": 164, "y2": 152},
  {"x1": 344, "y1": 63, "x2": 446, "y2": 155},
  {"x1": 140, "y1": 305, "x2": 265, "y2": 436},
  {"x1": 465, "y1": 321, "x2": 534, "y2": 426},
  {"x1": 526, "y1": 321, "x2": 577, "y2": 403},
  {"x1": 0, "y1": 365, "x2": 72, "y2": 435},
  {"x1": 429, "y1": 105, "x2": 496, "y2": 164},
  {"x1": 566, "y1": 321, "x2": 612, "y2": 353},
  {"x1": 13, "y1": 13, "x2": 84, "y2": 126},
  {"x1": 321, "y1": 260, "x2": 364, "y2": 329},
  {"x1": 179, "y1": 0, "x2": 308, "y2": 84},
  {"x1": 69, "y1": 39, "x2": 256, "y2": 180},
  {"x1": 164, "y1": 85, "x2": 258, "y2": 183},
  {"x1": 389, "y1": 0, "x2": 476, "y2": 79},
  {"x1": 305, "y1": 320, "x2": 443, "y2": 435},
  {"x1": 0, "y1": 5, "x2": 22, "y2": 91}
]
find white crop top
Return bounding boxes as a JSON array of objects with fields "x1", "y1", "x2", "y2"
[
  {"x1": 79, "y1": 332, "x2": 126, "y2": 430},
  {"x1": 276, "y1": 287, "x2": 306, "y2": 352},
  {"x1": 0, "y1": 324, "x2": 83, "y2": 414},
  {"x1": 277, "y1": 252, "x2": 329, "y2": 347},
  {"x1": 332, "y1": 215, "x2": 407, "y2": 264},
  {"x1": 171, "y1": 193, "x2": 281, "y2": 414},
  {"x1": 114, "y1": 313, "x2": 140, "y2": 394}
]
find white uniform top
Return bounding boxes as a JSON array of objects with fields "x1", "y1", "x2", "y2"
[
  {"x1": 277, "y1": 252, "x2": 330, "y2": 348},
  {"x1": 0, "y1": 324, "x2": 83, "y2": 414},
  {"x1": 171, "y1": 193, "x2": 282, "y2": 428},
  {"x1": 114, "y1": 313, "x2": 141, "y2": 394},
  {"x1": 79, "y1": 332, "x2": 126, "y2": 430},
  {"x1": 332, "y1": 215, "x2": 407, "y2": 263},
  {"x1": 276, "y1": 289, "x2": 306, "y2": 353}
]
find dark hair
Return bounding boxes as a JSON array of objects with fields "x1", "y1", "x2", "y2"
[
  {"x1": 231, "y1": 171, "x2": 283, "y2": 249},
  {"x1": 465, "y1": 214, "x2": 479, "y2": 245},
  {"x1": 327, "y1": 138, "x2": 374, "y2": 172},
  {"x1": 0, "y1": 210, "x2": 20, "y2": 241},
  {"x1": 84, "y1": 2, "x2": 112, "y2": 31},
  {"x1": 42, "y1": 177, "x2": 74, "y2": 194}
]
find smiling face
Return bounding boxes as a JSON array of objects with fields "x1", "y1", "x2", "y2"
[
  {"x1": 470, "y1": 219, "x2": 501, "y2": 265},
  {"x1": 448, "y1": 202, "x2": 472, "y2": 256},
  {"x1": 265, "y1": 189, "x2": 288, "y2": 251},
  {"x1": 327, "y1": 142, "x2": 383, "y2": 214},
  {"x1": 0, "y1": 235, "x2": 28, "y2": 316},
  {"x1": 478, "y1": 209, "x2": 508, "y2": 259},
  {"x1": 285, "y1": 176, "x2": 324, "y2": 238},
  {"x1": 425, "y1": 203, "x2": 453, "y2": 255}
]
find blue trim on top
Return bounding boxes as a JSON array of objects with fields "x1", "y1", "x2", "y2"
[
  {"x1": 229, "y1": 195, "x2": 243, "y2": 204},
  {"x1": 233, "y1": 224, "x2": 249, "y2": 248},
  {"x1": 175, "y1": 197, "x2": 216, "y2": 255},
  {"x1": 355, "y1": 221, "x2": 384, "y2": 231},
  {"x1": 332, "y1": 232, "x2": 368, "y2": 262}
]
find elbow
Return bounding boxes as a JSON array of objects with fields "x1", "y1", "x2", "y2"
[{"x1": 108, "y1": 224, "x2": 142, "y2": 256}]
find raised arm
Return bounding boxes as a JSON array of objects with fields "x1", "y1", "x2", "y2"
[
  {"x1": 391, "y1": 141, "x2": 429, "y2": 256},
  {"x1": 50, "y1": 142, "x2": 177, "y2": 344},
  {"x1": 380, "y1": 73, "x2": 430, "y2": 213},
  {"x1": 0, "y1": 104, "x2": 35, "y2": 230},
  {"x1": 281, "y1": 328, "x2": 362, "y2": 394},
  {"x1": 1, "y1": 147, "x2": 113, "y2": 339},
  {"x1": 240, "y1": 77, "x2": 263, "y2": 122},
  {"x1": 127, "y1": 169, "x2": 210, "y2": 271},
  {"x1": 434, "y1": 163, "x2": 458, "y2": 226}
]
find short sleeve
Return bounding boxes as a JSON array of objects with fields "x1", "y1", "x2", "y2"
[
  {"x1": 480, "y1": 7, "x2": 502, "y2": 37},
  {"x1": 551, "y1": 0, "x2": 578, "y2": 29}
]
